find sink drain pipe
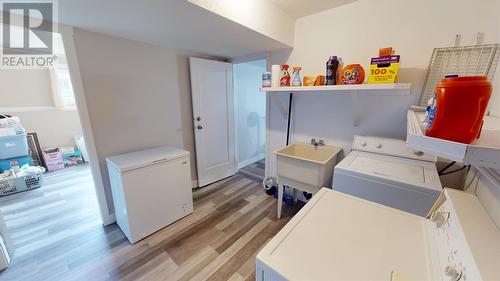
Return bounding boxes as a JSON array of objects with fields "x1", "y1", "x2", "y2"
[
  {"x1": 286, "y1": 93, "x2": 312, "y2": 201},
  {"x1": 264, "y1": 93, "x2": 311, "y2": 201},
  {"x1": 286, "y1": 93, "x2": 293, "y2": 146},
  {"x1": 263, "y1": 93, "x2": 293, "y2": 195}
]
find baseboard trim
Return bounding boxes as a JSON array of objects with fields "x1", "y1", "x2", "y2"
[
  {"x1": 237, "y1": 154, "x2": 265, "y2": 170},
  {"x1": 101, "y1": 214, "x2": 116, "y2": 226},
  {"x1": 192, "y1": 179, "x2": 199, "y2": 189}
]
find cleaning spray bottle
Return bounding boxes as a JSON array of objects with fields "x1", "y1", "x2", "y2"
[
  {"x1": 291, "y1": 67, "x2": 302, "y2": 86},
  {"x1": 280, "y1": 64, "x2": 291, "y2": 87}
]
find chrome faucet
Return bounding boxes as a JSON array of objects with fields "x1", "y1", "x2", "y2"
[{"x1": 311, "y1": 139, "x2": 325, "y2": 149}]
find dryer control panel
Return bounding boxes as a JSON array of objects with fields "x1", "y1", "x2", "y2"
[
  {"x1": 430, "y1": 191, "x2": 482, "y2": 281},
  {"x1": 352, "y1": 135, "x2": 437, "y2": 162}
]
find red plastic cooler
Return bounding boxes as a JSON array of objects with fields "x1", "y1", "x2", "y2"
[{"x1": 426, "y1": 76, "x2": 492, "y2": 144}]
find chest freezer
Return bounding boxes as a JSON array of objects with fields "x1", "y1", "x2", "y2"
[{"x1": 106, "y1": 146, "x2": 193, "y2": 243}]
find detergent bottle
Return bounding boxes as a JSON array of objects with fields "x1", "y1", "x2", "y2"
[
  {"x1": 326, "y1": 56, "x2": 339, "y2": 85},
  {"x1": 425, "y1": 76, "x2": 492, "y2": 144}
]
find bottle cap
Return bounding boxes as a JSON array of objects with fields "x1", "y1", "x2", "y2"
[{"x1": 329, "y1": 56, "x2": 337, "y2": 60}]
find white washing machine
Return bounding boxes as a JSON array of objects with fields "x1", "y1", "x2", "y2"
[
  {"x1": 333, "y1": 136, "x2": 442, "y2": 217},
  {"x1": 256, "y1": 184, "x2": 500, "y2": 281}
]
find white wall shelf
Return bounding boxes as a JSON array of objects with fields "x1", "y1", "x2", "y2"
[
  {"x1": 261, "y1": 83, "x2": 411, "y2": 127},
  {"x1": 260, "y1": 83, "x2": 412, "y2": 94},
  {"x1": 406, "y1": 110, "x2": 500, "y2": 169},
  {"x1": 476, "y1": 166, "x2": 500, "y2": 193}
]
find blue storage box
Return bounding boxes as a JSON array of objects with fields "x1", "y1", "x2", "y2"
[
  {"x1": 0, "y1": 155, "x2": 32, "y2": 173},
  {"x1": 62, "y1": 148, "x2": 82, "y2": 159},
  {"x1": 0, "y1": 134, "x2": 29, "y2": 159}
]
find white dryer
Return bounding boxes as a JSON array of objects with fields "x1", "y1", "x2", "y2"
[
  {"x1": 256, "y1": 185, "x2": 500, "y2": 281},
  {"x1": 333, "y1": 136, "x2": 442, "y2": 217}
]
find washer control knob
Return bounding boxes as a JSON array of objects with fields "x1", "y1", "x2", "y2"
[
  {"x1": 445, "y1": 265, "x2": 463, "y2": 281},
  {"x1": 431, "y1": 211, "x2": 450, "y2": 228},
  {"x1": 376, "y1": 143, "x2": 382, "y2": 149},
  {"x1": 361, "y1": 141, "x2": 367, "y2": 147}
]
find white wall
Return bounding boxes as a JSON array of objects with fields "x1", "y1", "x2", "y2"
[
  {"x1": 0, "y1": 69, "x2": 53, "y2": 107},
  {"x1": 72, "y1": 29, "x2": 197, "y2": 214},
  {"x1": 9, "y1": 110, "x2": 82, "y2": 148},
  {"x1": 234, "y1": 59, "x2": 267, "y2": 168},
  {"x1": 487, "y1": 0, "x2": 500, "y2": 115},
  {"x1": 0, "y1": 69, "x2": 83, "y2": 148},
  {"x1": 266, "y1": 0, "x2": 500, "y2": 178}
]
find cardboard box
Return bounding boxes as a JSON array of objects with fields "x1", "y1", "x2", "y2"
[
  {"x1": 42, "y1": 149, "x2": 64, "y2": 172},
  {"x1": 368, "y1": 55, "x2": 400, "y2": 84}
]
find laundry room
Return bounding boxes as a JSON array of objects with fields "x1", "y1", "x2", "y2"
[
  {"x1": 263, "y1": 1, "x2": 500, "y2": 192},
  {"x1": 0, "y1": 0, "x2": 499, "y2": 280}
]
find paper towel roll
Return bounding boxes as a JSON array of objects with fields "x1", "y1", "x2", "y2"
[{"x1": 271, "y1": 65, "x2": 281, "y2": 87}]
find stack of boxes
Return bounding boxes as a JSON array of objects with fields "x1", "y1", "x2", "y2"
[
  {"x1": 0, "y1": 134, "x2": 31, "y2": 173},
  {"x1": 1, "y1": 115, "x2": 85, "y2": 174},
  {"x1": 60, "y1": 146, "x2": 84, "y2": 167},
  {"x1": 42, "y1": 146, "x2": 84, "y2": 172}
]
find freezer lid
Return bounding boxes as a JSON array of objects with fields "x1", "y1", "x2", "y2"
[{"x1": 106, "y1": 146, "x2": 189, "y2": 173}]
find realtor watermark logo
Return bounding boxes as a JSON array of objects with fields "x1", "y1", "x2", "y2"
[{"x1": 1, "y1": 0, "x2": 57, "y2": 69}]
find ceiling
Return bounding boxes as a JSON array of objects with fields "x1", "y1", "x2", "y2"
[
  {"x1": 270, "y1": 0, "x2": 356, "y2": 18},
  {"x1": 4, "y1": 0, "x2": 356, "y2": 58},
  {"x1": 55, "y1": 0, "x2": 290, "y2": 59}
]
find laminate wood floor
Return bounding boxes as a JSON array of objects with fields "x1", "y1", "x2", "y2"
[
  {"x1": 238, "y1": 160, "x2": 265, "y2": 183},
  {"x1": 0, "y1": 162, "x2": 302, "y2": 281}
]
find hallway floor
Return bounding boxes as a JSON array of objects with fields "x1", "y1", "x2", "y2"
[
  {"x1": 238, "y1": 159, "x2": 265, "y2": 182},
  {"x1": 0, "y1": 161, "x2": 302, "y2": 281},
  {"x1": 0, "y1": 164, "x2": 101, "y2": 280}
]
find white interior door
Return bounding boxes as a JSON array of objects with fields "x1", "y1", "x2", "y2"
[{"x1": 190, "y1": 57, "x2": 235, "y2": 187}]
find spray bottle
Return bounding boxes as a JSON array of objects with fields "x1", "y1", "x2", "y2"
[
  {"x1": 280, "y1": 64, "x2": 291, "y2": 87},
  {"x1": 291, "y1": 67, "x2": 302, "y2": 86}
]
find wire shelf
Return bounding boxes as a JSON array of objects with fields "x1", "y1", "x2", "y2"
[{"x1": 419, "y1": 44, "x2": 500, "y2": 105}]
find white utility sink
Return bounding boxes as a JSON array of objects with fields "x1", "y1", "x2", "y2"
[{"x1": 275, "y1": 143, "x2": 342, "y2": 219}]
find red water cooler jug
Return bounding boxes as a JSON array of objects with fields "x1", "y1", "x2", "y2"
[{"x1": 426, "y1": 76, "x2": 492, "y2": 144}]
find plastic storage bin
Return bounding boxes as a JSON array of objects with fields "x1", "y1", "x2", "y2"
[
  {"x1": 0, "y1": 173, "x2": 43, "y2": 196},
  {"x1": 0, "y1": 134, "x2": 28, "y2": 159},
  {"x1": 63, "y1": 149, "x2": 83, "y2": 167},
  {"x1": 0, "y1": 156, "x2": 32, "y2": 173}
]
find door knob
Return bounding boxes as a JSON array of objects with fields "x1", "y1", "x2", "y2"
[
  {"x1": 197, "y1": 125, "x2": 203, "y2": 130},
  {"x1": 196, "y1": 117, "x2": 201, "y2": 121}
]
